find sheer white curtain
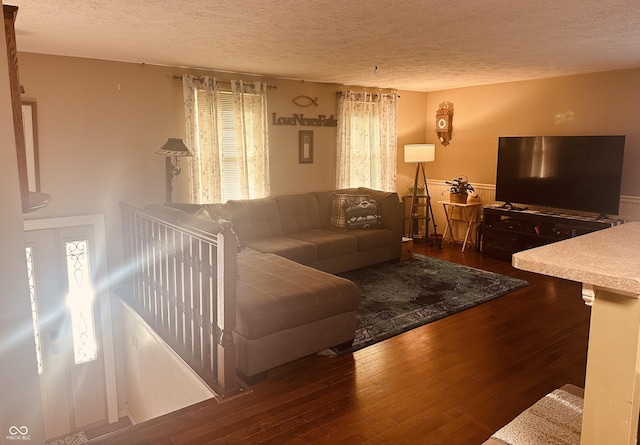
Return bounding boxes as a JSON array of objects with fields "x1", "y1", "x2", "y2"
[
  {"x1": 230, "y1": 80, "x2": 270, "y2": 200},
  {"x1": 183, "y1": 75, "x2": 221, "y2": 203},
  {"x1": 183, "y1": 74, "x2": 270, "y2": 203},
  {"x1": 336, "y1": 90, "x2": 398, "y2": 191}
]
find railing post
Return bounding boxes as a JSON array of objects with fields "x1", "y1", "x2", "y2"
[
  {"x1": 120, "y1": 203, "x2": 243, "y2": 399},
  {"x1": 216, "y1": 221, "x2": 238, "y2": 395}
]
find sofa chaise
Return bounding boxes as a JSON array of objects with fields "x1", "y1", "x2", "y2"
[{"x1": 144, "y1": 187, "x2": 403, "y2": 379}]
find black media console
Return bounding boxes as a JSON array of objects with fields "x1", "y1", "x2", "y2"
[{"x1": 481, "y1": 206, "x2": 622, "y2": 260}]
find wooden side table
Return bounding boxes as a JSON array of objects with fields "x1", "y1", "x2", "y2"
[{"x1": 438, "y1": 201, "x2": 481, "y2": 252}]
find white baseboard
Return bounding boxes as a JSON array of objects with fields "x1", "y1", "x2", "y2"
[{"x1": 117, "y1": 409, "x2": 135, "y2": 425}]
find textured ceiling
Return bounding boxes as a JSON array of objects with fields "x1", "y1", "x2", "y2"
[{"x1": 7, "y1": 0, "x2": 640, "y2": 92}]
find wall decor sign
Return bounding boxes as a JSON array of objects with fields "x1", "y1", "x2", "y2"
[
  {"x1": 292, "y1": 95, "x2": 318, "y2": 107},
  {"x1": 272, "y1": 113, "x2": 337, "y2": 127},
  {"x1": 299, "y1": 130, "x2": 313, "y2": 163}
]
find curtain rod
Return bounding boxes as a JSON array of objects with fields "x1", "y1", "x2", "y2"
[
  {"x1": 336, "y1": 90, "x2": 400, "y2": 98},
  {"x1": 172, "y1": 75, "x2": 277, "y2": 89}
]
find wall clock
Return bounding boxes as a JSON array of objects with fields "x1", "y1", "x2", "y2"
[
  {"x1": 435, "y1": 102, "x2": 453, "y2": 146},
  {"x1": 436, "y1": 116, "x2": 449, "y2": 131}
]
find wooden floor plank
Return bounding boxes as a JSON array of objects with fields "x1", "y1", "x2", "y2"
[{"x1": 87, "y1": 242, "x2": 590, "y2": 444}]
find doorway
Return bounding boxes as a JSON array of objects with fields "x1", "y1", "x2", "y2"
[{"x1": 24, "y1": 215, "x2": 117, "y2": 440}]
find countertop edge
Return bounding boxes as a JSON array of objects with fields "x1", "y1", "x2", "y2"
[{"x1": 512, "y1": 222, "x2": 640, "y2": 295}]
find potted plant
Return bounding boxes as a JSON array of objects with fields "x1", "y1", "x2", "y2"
[{"x1": 444, "y1": 175, "x2": 475, "y2": 203}]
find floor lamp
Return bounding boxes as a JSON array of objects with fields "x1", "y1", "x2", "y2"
[
  {"x1": 156, "y1": 138, "x2": 192, "y2": 203},
  {"x1": 404, "y1": 144, "x2": 439, "y2": 245}
]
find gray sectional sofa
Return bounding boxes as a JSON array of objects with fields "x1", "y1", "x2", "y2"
[{"x1": 145, "y1": 187, "x2": 403, "y2": 379}]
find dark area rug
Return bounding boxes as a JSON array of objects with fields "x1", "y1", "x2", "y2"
[{"x1": 334, "y1": 253, "x2": 529, "y2": 353}]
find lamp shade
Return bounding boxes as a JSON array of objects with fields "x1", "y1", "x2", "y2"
[
  {"x1": 156, "y1": 138, "x2": 192, "y2": 157},
  {"x1": 404, "y1": 144, "x2": 435, "y2": 163}
]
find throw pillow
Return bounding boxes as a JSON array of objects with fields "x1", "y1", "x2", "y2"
[
  {"x1": 330, "y1": 193, "x2": 370, "y2": 228},
  {"x1": 343, "y1": 199, "x2": 383, "y2": 230}
]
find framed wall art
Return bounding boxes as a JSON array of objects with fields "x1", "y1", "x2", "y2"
[
  {"x1": 298, "y1": 130, "x2": 313, "y2": 164},
  {"x1": 22, "y1": 101, "x2": 40, "y2": 191}
]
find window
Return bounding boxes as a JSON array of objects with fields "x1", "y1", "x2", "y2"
[
  {"x1": 25, "y1": 238, "x2": 98, "y2": 370},
  {"x1": 336, "y1": 90, "x2": 398, "y2": 191},
  {"x1": 25, "y1": 246, "x2": 43, "y2": 375},
  {"x1": 184, "y1": 75, "x2": 270, "y2": 203},
  {"x1": 65, "y1": 240, "x2": 98, "y2": 364},
  {"x1": 219, "y1": 91, "x2": 241, "y2": 202}
]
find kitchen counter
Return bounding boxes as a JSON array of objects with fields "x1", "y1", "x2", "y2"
[{"x1": 513, "y1": 222, "x2": 640, "y2": 444}]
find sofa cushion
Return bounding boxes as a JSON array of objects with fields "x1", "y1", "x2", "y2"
[
  {"x1": 244, "y1": 236, "x2": 318, "y2": 264},
  {"x1": 235, "y1": 252, "x2": 361, "y2": 339},
  {"x1": 275, "y1": 193, "x2": 322, "y2": 234},
  {"x1": 175, "y1": 212, "x2": 227, "y2": 234},
  {"x1": 342, "y1": 227, "x2": 394, "y2": 251},
  {"x1": 166, "y1": 202, "x2": 232, "y2": 221},
  {"x1": 165, "y1": 202, "x2": 205, "y2": 215},
  {"x1": 330, "y1": 193, "x2": 370, "y2": 228},
  {"x1": 203, "y1": 203, "x2": 231, "y2": 220},
  {"x1": 144, "y1": 204, "x2": 190, "y2": 224},
  {"x1": 287, "y1": 229, "x2": 358, "y2": 260},
  {"x1": 227, "y1": 197, "x2": 283, "y2": 243}
]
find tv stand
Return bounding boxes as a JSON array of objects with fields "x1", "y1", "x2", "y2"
[
  {"x1": 500, "y1": 202, "x2": 528, "y2": 211},
  {"x1": 482, "y1": 206, "x2": 622, "y2": 260}
]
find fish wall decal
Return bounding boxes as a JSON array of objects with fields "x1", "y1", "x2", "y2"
[{"x1": 292, "y1": 95, "x2": 318, "y2": 107}]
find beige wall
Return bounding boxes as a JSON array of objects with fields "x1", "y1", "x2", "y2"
[
  {"x1": 265, "y1": 80, "x2": 341, "y2": 195},
  {"x1": 396, "y1": 89, "x2": 429, "y2": 196},
  {"x1": 423, "y1": 69, "x2": 640, "y2": 196},
  {"x1": 0, "y1": 19, "x2": 45, "y2": 445},
  {"x1": 118, "y1": 299, "x2": 214, "y2": 424}
]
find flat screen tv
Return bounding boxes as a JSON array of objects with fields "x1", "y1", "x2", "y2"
[{"x1": 495, "y1": 136, "x2": 625, "y2": 216}]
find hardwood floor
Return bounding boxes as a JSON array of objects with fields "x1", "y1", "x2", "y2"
[
  {"x1": 88, "y1": 242, "x2": 590, "y2": 444},
  {"x1": 85, "y1": 418, "x2": 133, "y2": 441}
]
